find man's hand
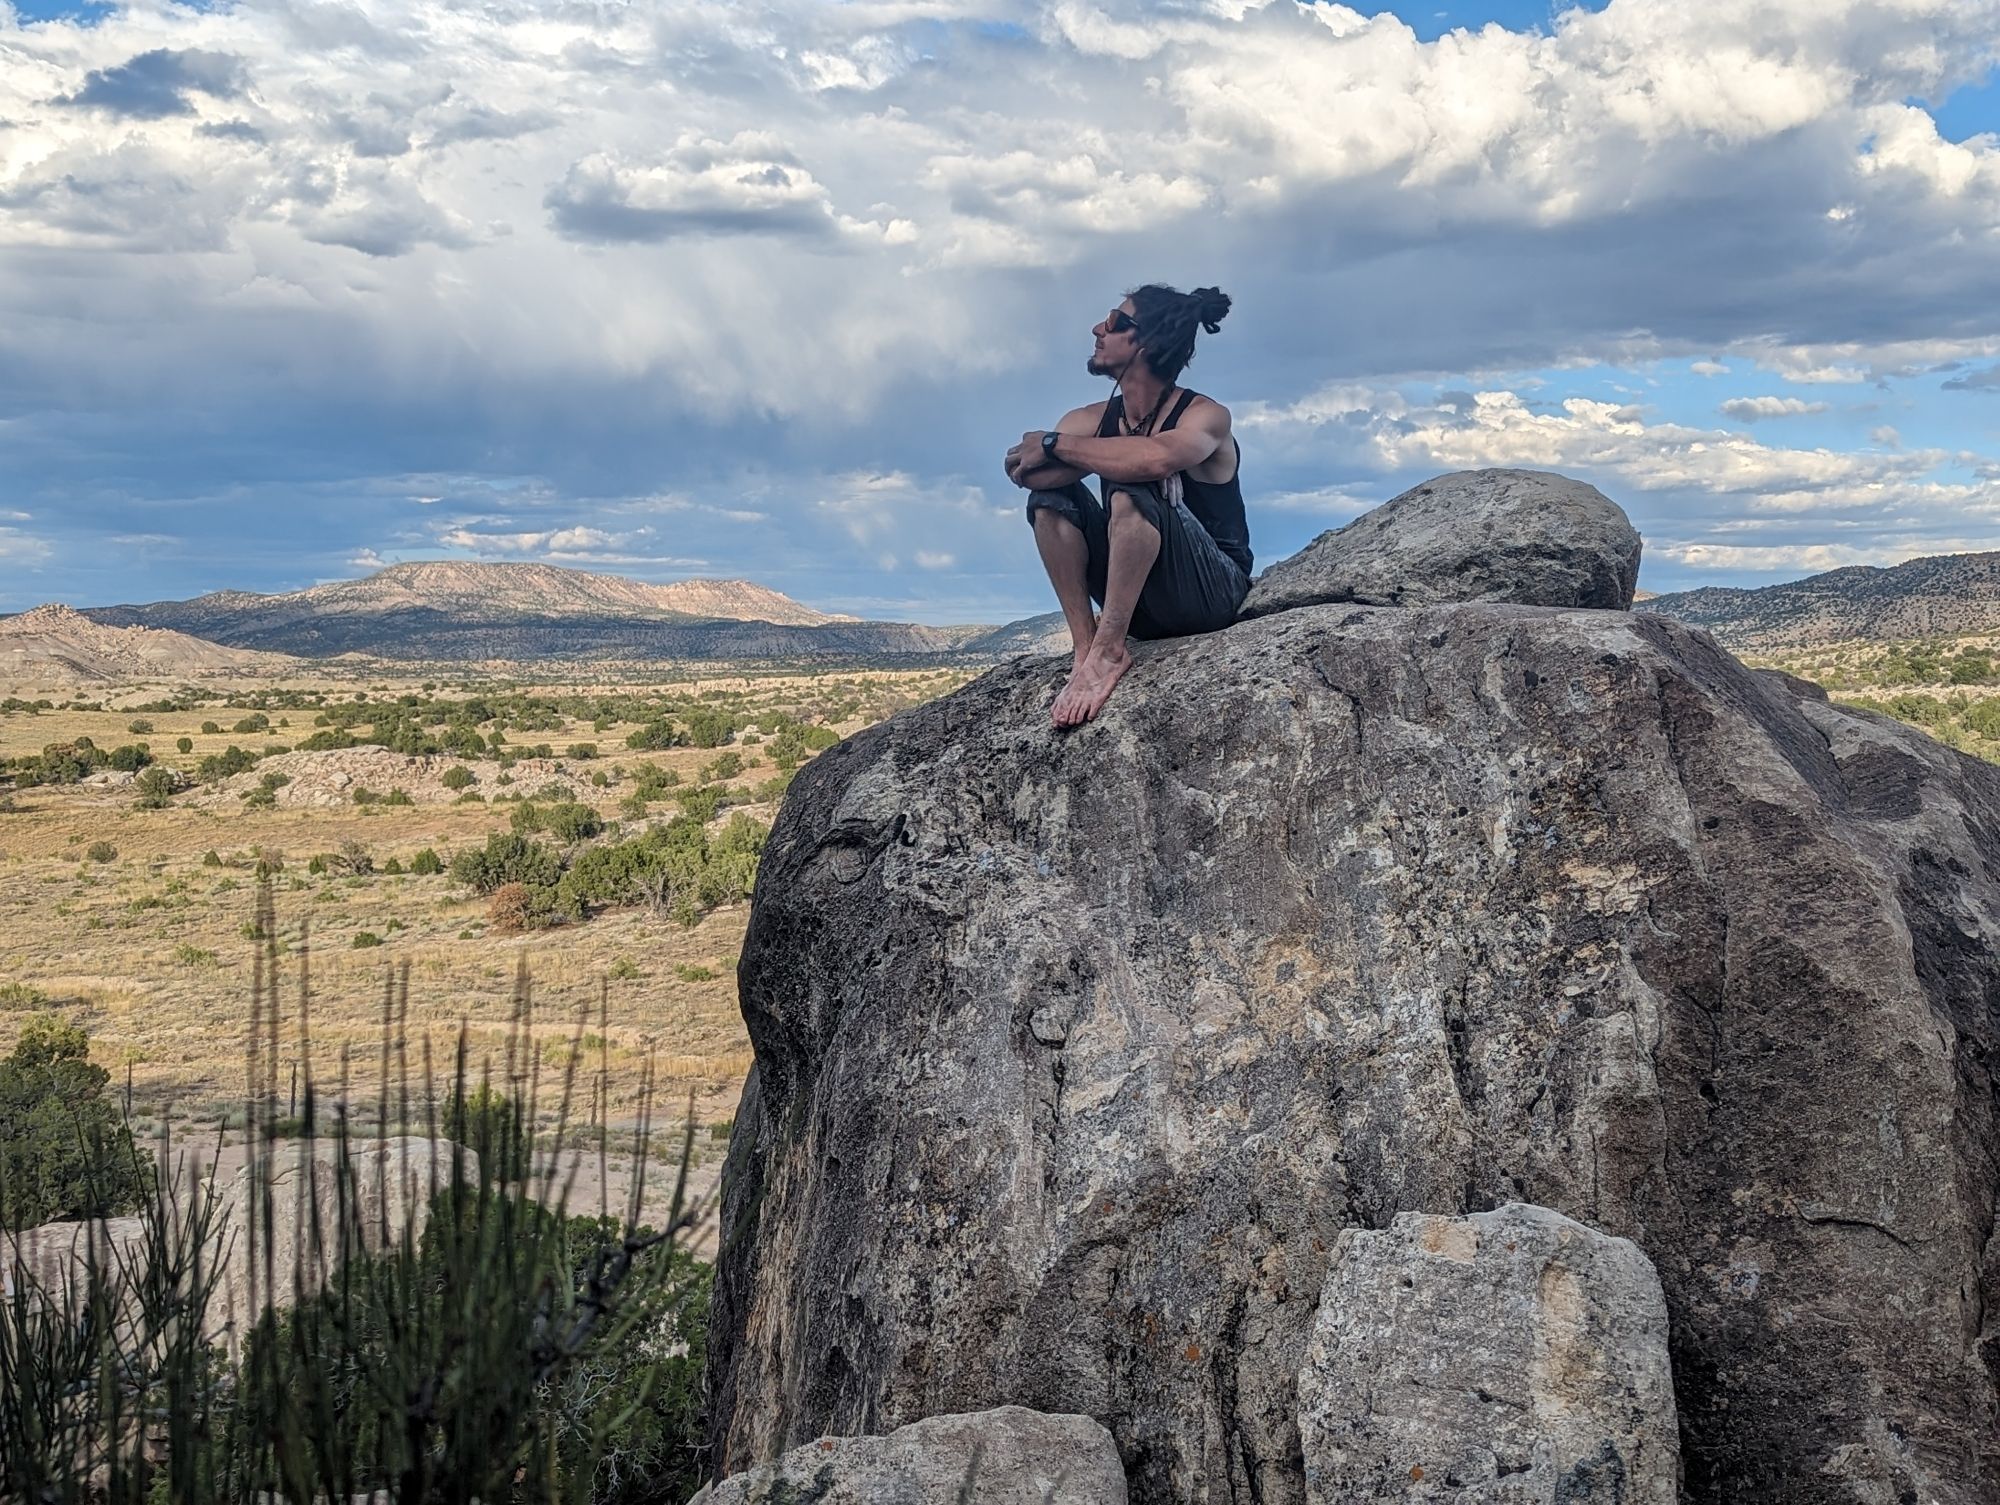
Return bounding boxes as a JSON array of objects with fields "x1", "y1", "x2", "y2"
[{"x1": 1005, "y1": 430, "x2": 1056, "y2": 488}]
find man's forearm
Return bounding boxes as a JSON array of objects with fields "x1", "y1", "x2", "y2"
[
  {"x1": 1014, "y1": 459, "x2": 1088, "y2": 489},
  {"x1": 1047, "y1": 432, "x2": 1174, "y2": 484}
]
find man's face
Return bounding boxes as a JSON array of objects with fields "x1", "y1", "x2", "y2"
[{"x1": 1086, "y1": 299, "x2": 1141, "y2": 377}]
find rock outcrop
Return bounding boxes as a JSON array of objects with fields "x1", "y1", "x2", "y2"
[
  {"x1": 1239, "y1": 469, "x2": 1641, "y2": 618},
  {"x1": 707, "y1": 471, "x2": 2000, "y2": 1503},
  {"x1": 1298, "y1": 1203, "x2": 1678, "y2": 1502},
  {"x1": 6, "y1": 1138, "x2": 468, "y2": 1346},
  {"x1": 690, "y1": 1406, "x2": 1126, "y2": 1504}
]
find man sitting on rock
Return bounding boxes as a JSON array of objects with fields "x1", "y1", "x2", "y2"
[{"x1": 1004, "y1": 285, "x2": 1253, "y2": 727}]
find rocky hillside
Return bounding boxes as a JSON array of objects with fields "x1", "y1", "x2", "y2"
[
  {"x1": 0, "y1": 603, "x2": 294, "y2": 684},
  {"x1": 1640, "y1": 549, "x2": 2000, "y2": 648},
  {"x1": 704, "y1": 470, "x2": 2000, "y2": 1504},
  {"x1": 77, "y1": 561, "x2": 884, "y2": 660}
]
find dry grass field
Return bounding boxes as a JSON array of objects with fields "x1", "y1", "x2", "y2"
[{"x1": 0, "y1": 664, "x2": 971, "y2": 1232}]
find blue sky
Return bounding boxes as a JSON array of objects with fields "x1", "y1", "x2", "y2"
[{"x1": 2, "y1": 0, "x2": 1998, "y2": 623}]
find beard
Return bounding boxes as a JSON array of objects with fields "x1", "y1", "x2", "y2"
[{"x1": 1086, "y1": 353, "x2": 1111, "y2": 376}]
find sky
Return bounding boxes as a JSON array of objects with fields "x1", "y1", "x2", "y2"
[{"x1": 0, "y1": 0, "x2": 1997, "y2": 624}]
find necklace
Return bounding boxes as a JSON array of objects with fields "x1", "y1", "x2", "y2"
[{"x1": 1120, "y1": 385, "x2": 1175, "y2": 438}]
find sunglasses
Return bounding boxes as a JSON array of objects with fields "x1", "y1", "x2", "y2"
[{"x1": 1106, "y1": 310, "x2": 1142, "y2": 336}]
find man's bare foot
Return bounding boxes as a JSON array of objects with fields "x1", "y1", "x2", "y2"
[{"x1": 1051, "y1": 643, "x2": 1132, "y2": 727}]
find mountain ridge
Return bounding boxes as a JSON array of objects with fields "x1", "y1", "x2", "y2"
[
  {"x1": 1638, "y1": 550, "x2": 2000, "y2": 649},
  {"x1": 0, "y1": 603, "x2": 297, "y2": 684}
]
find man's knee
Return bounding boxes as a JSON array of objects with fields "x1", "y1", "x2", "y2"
[
  {"x1": 1107, "y1": 487, "x2": 1158, "y2": 532},
  {"x1": 1030, "y1": 497, "x2": 1082, "y2": 536}
]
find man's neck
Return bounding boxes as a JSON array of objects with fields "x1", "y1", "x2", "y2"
[{"x1": 1117, "y1": 368, "x2": 1172, "y2": 430}]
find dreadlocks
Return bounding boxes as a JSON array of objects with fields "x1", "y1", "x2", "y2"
[{"x1": 1126, "y1": 284, "x2": 1232, "y2": 384}]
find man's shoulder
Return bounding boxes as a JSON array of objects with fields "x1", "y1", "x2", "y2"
[
  {"x1": 1181, "y1": 391, "x2": 1232, "y2": 428},
  {"x1": 1057, "y1": 398, "x2": 1112, "y2": 433}
]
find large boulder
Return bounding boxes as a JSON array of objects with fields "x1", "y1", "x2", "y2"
[
  {"x1": 1239, "y1": 469, "x2": 1642, "y2": 617},
  {"x1": 210, "y1": 1137, "x2": 465, "y2": 1340},
  {"x1": 690, "y1": 1406, "x2": 1126, "y2": 1504},
  {"x1": 4, "y1": 1138, "x2": 468, "y2": 1347},
  {"x1": 1298, "y1": 1203, "x2": 1679, "y2": 1502},
  {"x1": 708, "y1": 560, "x2": 2000, "y2": 1498}
]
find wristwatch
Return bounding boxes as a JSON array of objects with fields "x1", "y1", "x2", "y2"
[{"x1": 1041, "y1": 431, "x2": 1062, "y2": 463}]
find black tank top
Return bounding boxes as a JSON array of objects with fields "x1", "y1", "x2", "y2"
[{"x1": 1098, "y1": 390, "x2": 1253, "y2": 575}]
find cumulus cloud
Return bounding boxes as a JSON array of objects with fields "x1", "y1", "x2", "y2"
[
  {"x1": 1245, "y1": 381, "x2": 1991, "y2": 521},
  {"x1": 546, "y1": 134, "x2": 855, "y2": 245},
  {"x1": 1943, "y1": 365, "x2": 2000, "y2": 392},
  {"x1": 3, "y1": 0, "x2": 2000, "y2": 607},
  {"x1": 0, "y1": 525, "x2": 52, "y2": 564},
  {"x1": 1718, "y1": 396, "x2": 1831, "y2": 420},
  {"x1": 438, "y1": 525, "x2": 625, "y2": 554},
  {"x1": 56, "y1": 49, "x2": 243, "y2": 119}
]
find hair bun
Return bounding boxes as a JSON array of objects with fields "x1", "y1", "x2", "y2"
[{"x1": 1192, "y1": 286, "x2": 1231, "y2": 335}]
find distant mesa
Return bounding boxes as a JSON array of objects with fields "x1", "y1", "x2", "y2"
[
  {"x1": 72, "y1": 561, "x2": 927, "y2": 664},
  {"x1": 0, "y1": 602, "x2": 295, "y2": 685},
  {"x1": 1638, "y1": 551, "x2": 2000, "y2": 650},
  {"x1": 18, "y1": 536, "x2": 1995, "y2": 675}
]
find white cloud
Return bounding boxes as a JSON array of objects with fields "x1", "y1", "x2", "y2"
[
  {"x1": 0, "y1": 525, "x2": 53, "y2": 564},
  {"x1": 1718, "y1": 396, "x2": 1830, "y2": 421},
  {"x1": 1653, "y1": 538, "x2": 2000, "y2": 572},
  {"x1": 3, "y1": 0, "x2": 2000, "y2": 607},
  {"x1": 1247, "y1": 381, "x2": 1991, "y2": 517},
  {"x1": 438, "y1": 525, "x2": 622, "y2": 553}
]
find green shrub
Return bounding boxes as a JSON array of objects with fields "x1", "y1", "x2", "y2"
[
  {"x1": 567, "y1": 742, "x2": 598, "y2": 760},
  {"x1": 0, "y1": 982, "x2": 49, "y2": 1011},
  {"x1": 201, "y1": 848, "x2": 223, "y2": 866},
  {"x1": 382, "y1": 856, "x2": 405, "y2": 876},
  {"x1": 124, "y1": 719, "x2": 154, "y2": 735},
  {"x1": 172, "y1": 944, "x2": 217, "y2": 967},
  {"x1": 352, "y1": 931, "x2": 383, "y2": 949},
  {"x1": 410, "y1": 847, "x2": 443, "y2": 876},
  {"x1": 84, "y1": 840, "x2": 116, "y2": 864},
  {"x1": 196, "y1": 745, "x2": 259, "y2": 781},
  {"x1": 0, "y1": 1014, "x2": 154, "y2": 1228},
  {"x1": 132, "y1": 766, "x2": 177, "y2": 810},
  {"x1": 200, "y1": 719, "x2": 220, "y2": 734},
  {"x1": 607, "y1": 956, "x2": 641, "y2": 981},
  {"x1": 440, "y1": 765, "x2": 476, "y2": 791},
  {"x1": 624, "y1": 720, "x2": 679, "y2": 751},
  {"x1": 681, "y1": 708, "x2": 735, "y2": 748},
  {"x1": 296, "y1": 728, "x2": 357, "y2": 751},
  {"x1": 175, "y1": 735, "x2": 193, "y2": 754},
  {"x1": 449, "y1": 832, "x2": 563, "y2": 894}
]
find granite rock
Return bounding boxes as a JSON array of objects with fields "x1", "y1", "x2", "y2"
[
  {"x1": 1298, "y1": 1203, "x2": 1678, "y2": 1502},
  {"x1": 707, "y1": 591, "x2": 2000, "y2": 1503},
  {"x1": 690, "y1": 1406, "x2": 1126, "y2": 1504},
  {"x1": 1239, "y1": 469, "x2": 1641, "y2": 618}
]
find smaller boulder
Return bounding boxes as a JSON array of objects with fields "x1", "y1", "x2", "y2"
[
  {"x1": 1298, "y1": 1202, "x2": 1679, "y2": 1504},
  {"x1": 1239, "y1": 468, "x2": 1642, "y2": 618},
  {"x1": 691, "y1": 1406, "x2": 1126, "y2": 1504}
]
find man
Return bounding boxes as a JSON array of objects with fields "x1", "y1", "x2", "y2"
[{"x1": 1004, "y1": 284, "x2": 1251, "y2": 727}]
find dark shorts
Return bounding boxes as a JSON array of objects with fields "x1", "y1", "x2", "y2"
[{"x1": 1026, "y1": 481, "x2": 1250, "y2": 640}]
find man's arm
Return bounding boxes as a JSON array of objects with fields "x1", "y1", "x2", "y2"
[
  {"x1": 1019, "y1": 399, "x2": 1229, "y2": 486},
  {"x1": 1005, "y1": 403, "x2": 1102, "y2": 490}
]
